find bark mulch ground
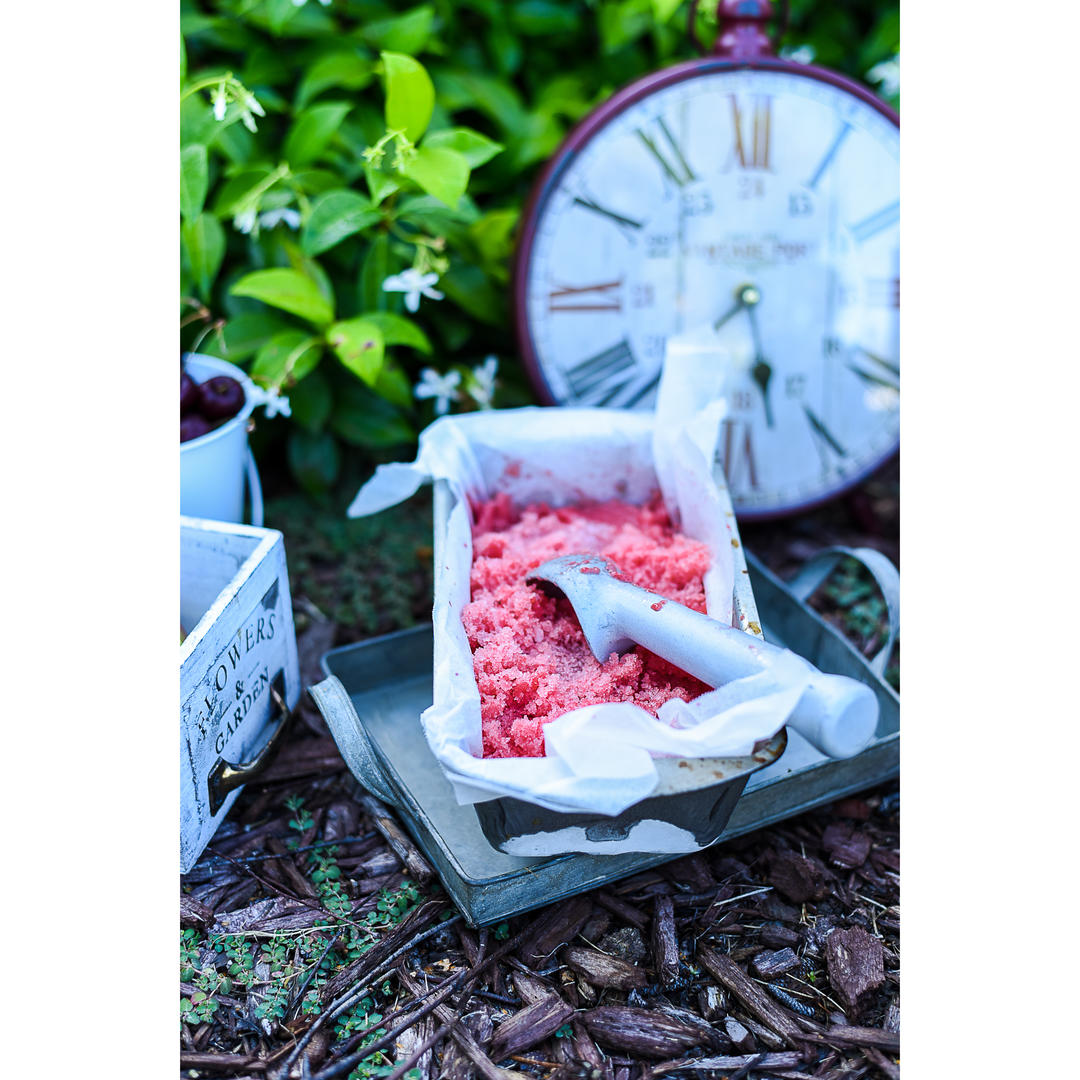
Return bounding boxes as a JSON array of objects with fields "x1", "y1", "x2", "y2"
[{"x1": 181, "y1": 461, "x2": 899, "y2": 1080}]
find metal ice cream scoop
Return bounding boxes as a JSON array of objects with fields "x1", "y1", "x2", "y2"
[{"x1": 526, "y1": 554, "x2": 878, "y2": 759}]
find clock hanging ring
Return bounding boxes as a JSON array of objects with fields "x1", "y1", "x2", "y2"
[{"x1": 512, "y1": 0, "x2": 900, "y2": 520}]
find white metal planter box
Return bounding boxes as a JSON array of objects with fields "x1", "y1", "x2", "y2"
[{"x1": 180, "y1": 516, "x2": 301, "y2": 873}]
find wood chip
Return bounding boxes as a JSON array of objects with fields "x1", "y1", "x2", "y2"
[
  {"x1": 652, "y1": 896, "x2": 680, "y2": 988},
  {"x1": 825, "y1": 928, "x2": 885, "y2": 1018},
  {"x1": 594, "y1": 890, "x2": 650, "y2": 929},
  {"x1": 357, "y1": 793, "x2": 434, "y2": 883},
  {"x1": 862, "y1": 1045, "x2": 900, "y2": 1080},
  {"x1": 696, "y1": 947, "x2": 804, "y2": 1047},
  {"x1": 723, "y1": 1017, "x2": 754, "y2": 1053},
  {"x1": 564, "y1": 945, "x2": 647, "y2": 991},
  {"x1": 179, "y1": 1051, "x2": 265, "y2": 1072},
  {"x1": 806, "y1": 1025, "x2": 899, "y2": 1053},
  {"x1": 582, "y1": 1006, "x2": 716, "y2": 1058},
  {"x1": 760, "y1": 923, "x2": 802, "y2": 950},
  {"x1": 751, "y1": 948, "x2": 800, "y2": 980},
  {"x1": 821, "y1": 824, "x2": 872, "y2": 869},
  {"x1": 180, "y1": 894, "x2": 215, "y2": 932},
  {"x1": 489, "y1": 993, "x2": 574, "y2": 1062},
  {"x1": 768, "y1": 851, "x2": 828, "y2": 903},
  {"x1": 652, "y1": 1052, "x2": 805, "y2": 1075},
  {"x1": 698, "y1": 986, "x2": 727, "y2": 1022},
  {"x1": 517, "y1": 895, "x2": 593, "y2": 968}
]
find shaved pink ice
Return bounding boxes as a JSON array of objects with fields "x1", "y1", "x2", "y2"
[{"x1": 462, "y1": 492, "x2": 712, "y2": 759}]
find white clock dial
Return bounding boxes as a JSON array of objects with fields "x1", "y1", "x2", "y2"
[{"x1": 519, "y1": 65, "x2": 899, "y2": 517}]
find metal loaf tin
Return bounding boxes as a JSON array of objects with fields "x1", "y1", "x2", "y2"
[
  {"x1": 425, "y1": 479, "x2": 786, "y2": 855},
  {"x1": 310, "y1": 544, "x2": 899, "y2": 926}
]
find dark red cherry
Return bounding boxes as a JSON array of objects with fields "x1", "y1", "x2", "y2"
[
  {"x1": 181, "y1": 371, "x2": 200, "y2": 415},
  {"x1": 199, "y1": 375, "x2": 246, "y2": 420},
  {"x1": 181, "y1": 414, "x2": 213, "y2": 443}
]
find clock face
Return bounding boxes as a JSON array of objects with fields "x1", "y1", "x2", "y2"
[{"x1": 516, "y1": 62, "x2": 900, "y2": 517}]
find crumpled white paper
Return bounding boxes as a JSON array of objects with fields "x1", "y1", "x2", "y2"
[{"x1": 347, "y1": 402, "x2": 812, "y2": 816}]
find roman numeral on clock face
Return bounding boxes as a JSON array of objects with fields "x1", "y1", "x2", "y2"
[
  {"x1": 804, "y1": 405, "x2": 848, "y2": 473},
  {"x1": 729, "y1": 95, "x2": 772, "y2": 171},
  {"x1": 849, "y1": 200, "x2": 900, "y2": 244},
  {"x1": 717, "y1": 418, "x2": 759, "y2": 491},
  {"x1": 807, "y1": 121, "x2": 852, "y2": 190},
  {"x1": 564, "y1": 339, "x2": 646, "y2": 406},
  {"x1": 572, "y1": 195, "x2": 644, "y2": 241},
  {"x1": 635, "y1": 117, "x2": 697, "y2": 187},
  {"x1": 548, "y1": 278, "x2": 623, "y2": 313},
  {"x1": 866, "y1": 276, "x2": 900, "y2": 308},
  {"x1": 847, "y1": 347, "x2": 899, "y2": 392}
]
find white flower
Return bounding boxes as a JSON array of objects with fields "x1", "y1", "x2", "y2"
[
  {"x1": 211, "y1": 86, "x2": 227, "y2": 121},
  {"x1": 382, "y1": 268, "x2": 444, "y2": 313},
  {"x1": 241, "y1": 110, "x2": 259, "y2": 133},
  {"x1": 247, "y1": 385, "x2": 292, "y2": 419},
  {"x1": 867, "y1": 55, "x2": 900, "y2": 98},
  {"x1": 233, "y1": 208, "x2": 257, "y2": 234},
  {"x1": 243, "y1": 91, "x2": 265, "y2": 118},
  {"x1": 414, "y1": 368, "x2": 461, "y2": 415},
  {"x1": 780, "y1": 44, "x2": 815, "y2": 65},
  {"x1": 259, "y1": 207, "x2": 301, "y2": 230},
  {"x1": 469, "y1": 355, "x2": 498, "y2": 408}
]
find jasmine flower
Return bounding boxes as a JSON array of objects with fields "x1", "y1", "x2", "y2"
[
  {"x1": 414, "y1": 368, "x2": 461, "y2": 415},
  {"x1": 382, "y1": 268, "x2": 443, "y2": 313}
]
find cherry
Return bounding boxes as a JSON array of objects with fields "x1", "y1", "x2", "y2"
[
  {"x1": 199, "y1": 375, "x2": 246, "y2": 420},
  {"x1": 181, "y1": 414, "x2": 213, "y2": 443},
  {"x1": 181, "y1": 371, "x2": 200, "y2": 415}
]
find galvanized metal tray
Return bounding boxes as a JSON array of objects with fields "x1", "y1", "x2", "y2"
[{"x1": 311, "y1": 545, "x2": 898, "y2": 927}]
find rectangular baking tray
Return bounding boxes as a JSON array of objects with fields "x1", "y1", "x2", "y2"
[{"x1": 312, "y1": 549, "x2": 899, "y2": 927}]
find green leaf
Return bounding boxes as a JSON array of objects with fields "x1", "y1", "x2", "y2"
[
  {"x1": 330, "y1": 381, "x2": 415, "y2": 448},
  {"x1": 470, "y1": 208, "x2": 519, "y2": 269},
  {"x1": 181, "y1": 213, "x2": 225, "y2": 300},
  {"x1": 364, "y1": 163, "x2": 400, "y2": 205},
  {"x1": 358, "y1": 233, "x2": 391, "y2": 312},
  {"x1": 359, "y1": 312, "x2": 432, "y2": 354},
  {"x1": 401, "y1": 145, "x2": 468, "y2": 208},
  {"x1": 439, "y1": 262, "x2": 504, "y2": 326},
  {"x1": 650, "y1": 0, "x2": 683, "y2": 23},
  {"x1": 362, "y1": 5, "x2": 435, "y2": 53},
  {"x1": 221, "y1": 312, "x2": 294, "y2": 362},
  {"x1": 232, "y1": 269, "x2": 334, "y2": 327},
  {"x1": 289, "y1": 371, "x2": 333, "y2": 432},
  {"x1": 284, "y1": 102, "x2": 352, "y2": 166},
  {"x1": 327, "y1": 318, "x2": 386, "y2": 385},
  {"x1": 510, "y1": 1, "x2": 581, "y2": 35},
  {"x1": 288, "y1": 429, "x2": 340, "y2": 496},
  {"x1": 381, "y1": 51, "x2": 434, "y2": 142},
  {"x1": 212, "y1": 168, "x2": 273, "y2": 216},
  {"x1": 374, "y1": 364, "x2": 414, "y2": 409},
  {"x1": 422, "y1": 127, "x2": 503, "y2": 168},
  {"x1": 296, "y1": 50, "x2": 373, "y2": 108},
  {"x1": 180, "y1": 144, "x2": 209, "y2": 222},
  {"x1": 433, "y1": 69, "x2": 526, "y2": 133},
  {"x1": 250, "y1": 331, "x2": 323, "y2": 387},
  {"x1": 301, "y1": 189, "x2": 381, "y2": 256}
]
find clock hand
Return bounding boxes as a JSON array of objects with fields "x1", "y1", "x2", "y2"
[{"x1": 740, "y1": 286, "x2": 775, "y2": 429}]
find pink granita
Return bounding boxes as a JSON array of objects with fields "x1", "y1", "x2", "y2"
[{"x1": 462, "y1": 493, "x2": 712, "y2": 758}]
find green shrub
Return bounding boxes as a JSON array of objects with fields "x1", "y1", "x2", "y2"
[{"x1": 181, "y1": 0, "x2": 897, "y2": 494}]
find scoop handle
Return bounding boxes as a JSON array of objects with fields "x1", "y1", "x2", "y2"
[{"x1": 606, "y1": 582, "x2": 877, "y2": 759}]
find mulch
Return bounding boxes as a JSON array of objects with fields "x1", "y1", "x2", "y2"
[{"x1": 181, "y1": 461, "x2": 899, "y2": 1080}]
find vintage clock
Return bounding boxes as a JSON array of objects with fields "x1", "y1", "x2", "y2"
[{"x1": 513, "y1": 0, "x2": 899, "y2": 518}]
